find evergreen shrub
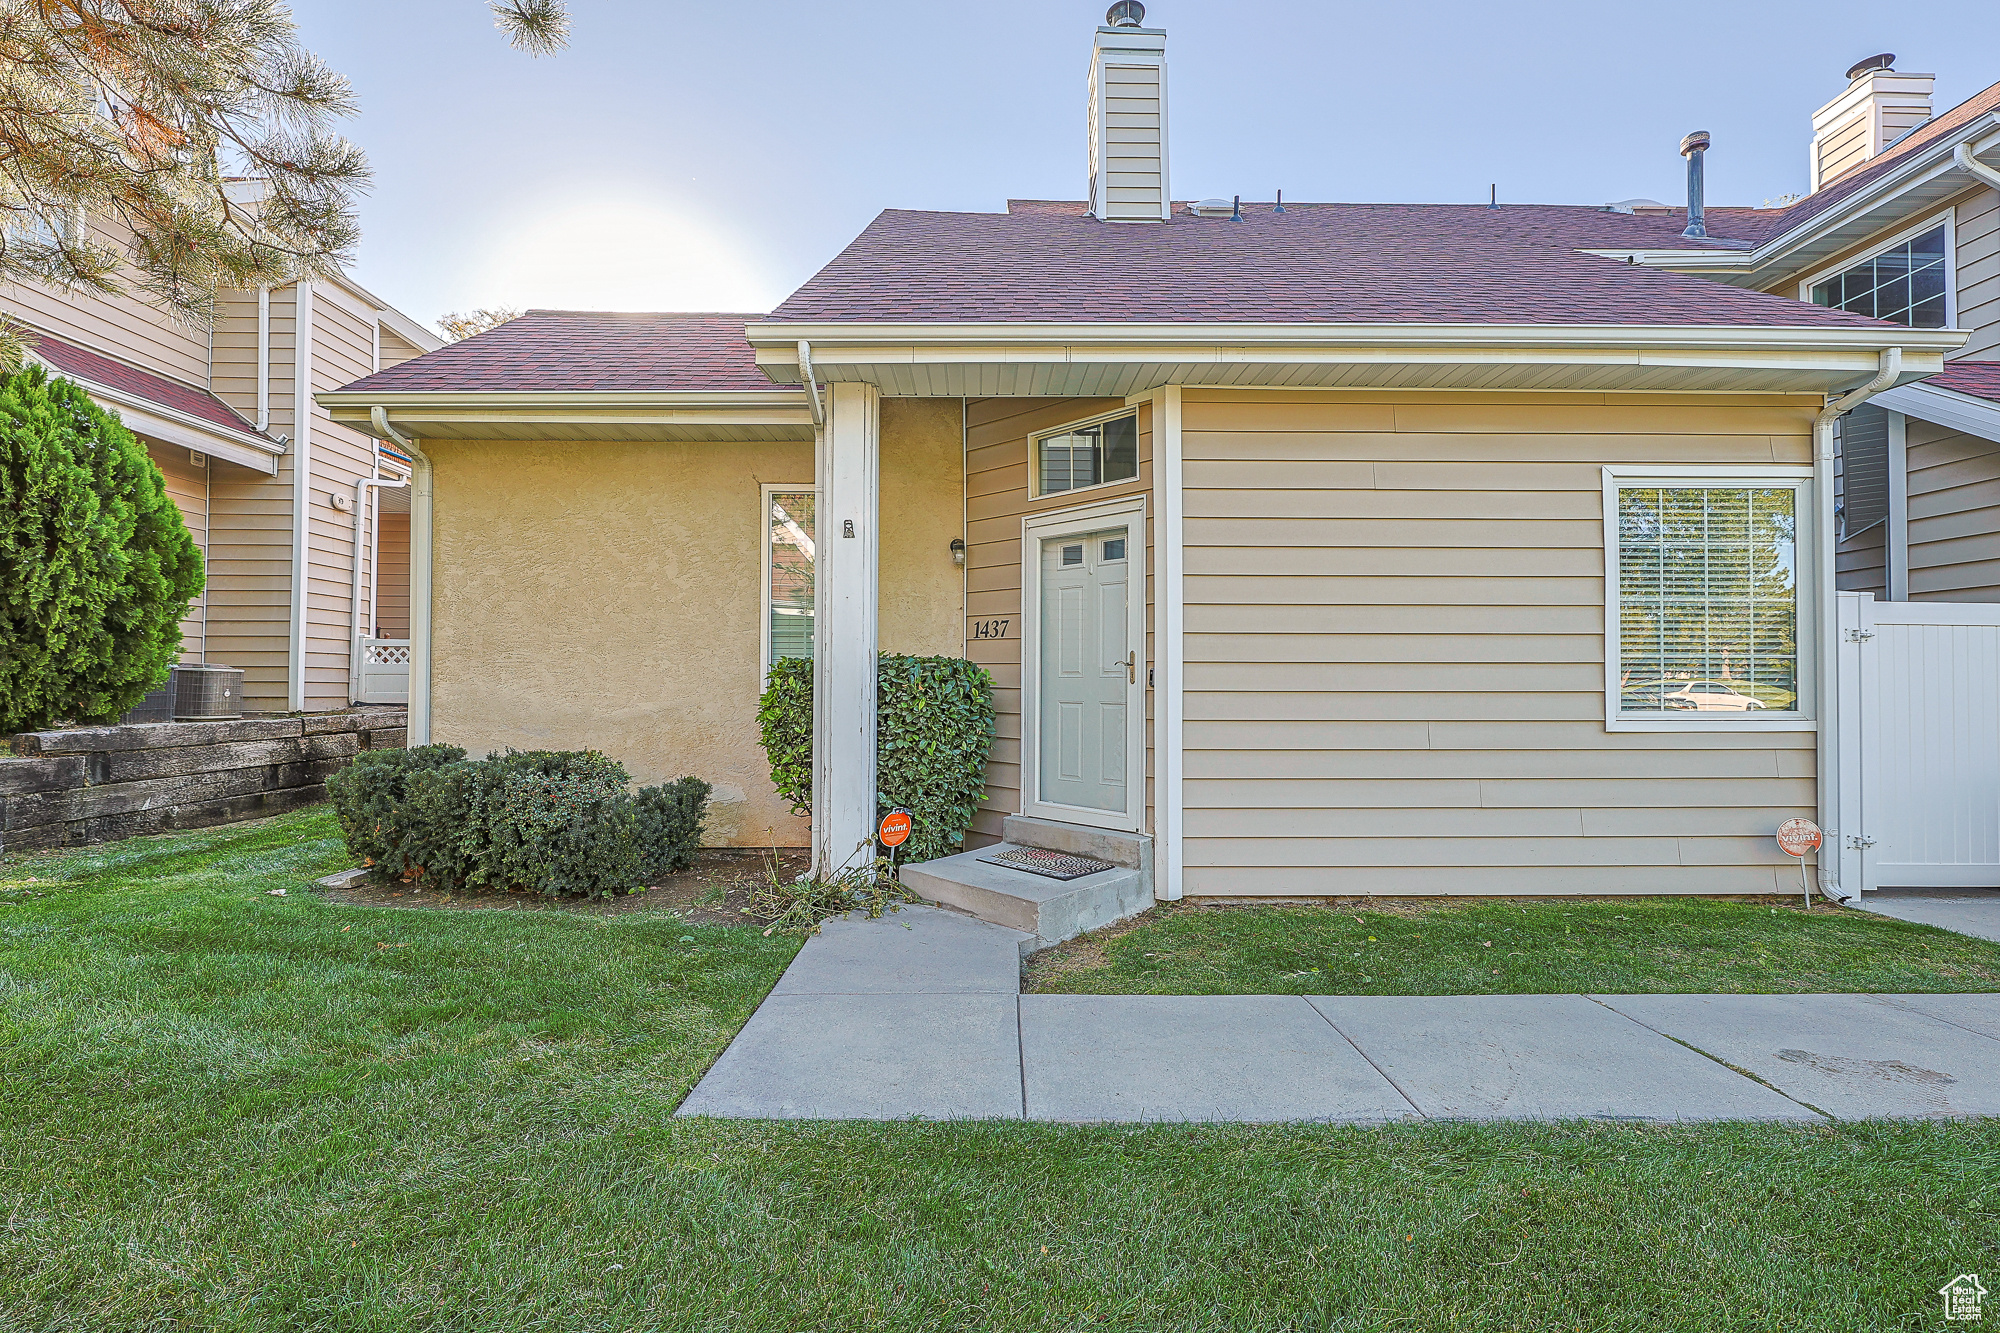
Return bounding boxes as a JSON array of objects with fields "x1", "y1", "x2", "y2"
[
  {"x1": 756, "y1": 654, "x2": 996, "y2": 864},
  {"x1": 325, "y1": 747, "x2": 709, "y2": 898},
  {"x1": 0, "y1": 364, "x2": 205, "y2": 732}
]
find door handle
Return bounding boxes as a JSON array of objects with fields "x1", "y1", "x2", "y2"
[{"x1": 1126, "y1": 651, "x2": 1137, "y2": 684}]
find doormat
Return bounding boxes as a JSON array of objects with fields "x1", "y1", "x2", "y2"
[{"x1": 979, "y1": 847, "x2": 1118, "y2": 881}]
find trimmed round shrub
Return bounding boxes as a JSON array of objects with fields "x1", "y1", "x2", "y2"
[
  {"x1": 0, "y1": 363, "x2": 205, "y2": 732},
  {"x1": 756, "y1": 653, "x2": 997, "y2": 864}
]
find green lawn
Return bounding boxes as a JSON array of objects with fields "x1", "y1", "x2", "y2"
[
  {"x1": 1027, "y1": 897, "x2": 2000, "y2": 998},
  {"x1": 3, "y1": 809, "x2": 1998, "y2": 1331}
]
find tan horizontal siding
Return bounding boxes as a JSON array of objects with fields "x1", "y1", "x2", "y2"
[
  {"x1": 150, "y1": 444, "x2": 209, "y2": 662},
  {"x1": 1180, "y1": 389, "x2": 1816, "y2": 897},
  {"x1": 1956, "y1": 186, "x2": 2000, "y2": 361},
  {"x1": 375, "y1": 510, "x2": 411, "y2": 636},
  {"x1": 1906, "y1": 416, "x2": 2000, "y2": 600},
  {"x1": 964, "y1": 396, "x2": 1151, "y2": 844}
]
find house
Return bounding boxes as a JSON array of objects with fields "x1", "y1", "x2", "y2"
[
  {"x1": 320, "y1": 7, "x2": 1969, "y2": 911},
  {"x1": 1591, "y1": 53, "x2": 2000, "y2": 603},
  {"x1": 2, "y1": 215, "x2": 442, "y2": 715}
]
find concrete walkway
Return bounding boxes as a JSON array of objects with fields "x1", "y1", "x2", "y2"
[
  {"x1": 1861, "y1": 888, "x2": 2000, "y2": 944},
  {"x1": 677, "y1": 905, "x2": 2000, "y2": 1123}
]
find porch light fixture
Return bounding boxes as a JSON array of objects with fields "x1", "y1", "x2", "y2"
[{"x1": 950, "y1": 537, "x2": 966, "y2": 566}]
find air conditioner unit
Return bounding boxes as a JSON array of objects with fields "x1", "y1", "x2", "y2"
[
  {"x1": 120, "y1": 677, "x2": 176, "y2": 724},
  {"x1": 172, "y1": 664, "x2": 245, "y2": 720}
]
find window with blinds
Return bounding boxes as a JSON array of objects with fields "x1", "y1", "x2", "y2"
[
  {"x1": 1614, "y1": 484, "x2": 1802, "y2": 717},
  {"x1": 1034, "y1": 411, "x2": 1138, "y2": 495},
  {"x1": 766, "y1": 490, "x2": 816, "y2": 668}
]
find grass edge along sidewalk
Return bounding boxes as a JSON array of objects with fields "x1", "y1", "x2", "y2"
[
  {"x1": 1027, "y1": 896, "x2": 2000, "y2": 997},
  {"x1": 2, "y1": 809, "x2": 1997, "y2": 1331}
]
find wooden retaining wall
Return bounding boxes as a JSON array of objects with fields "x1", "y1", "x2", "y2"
[{"x1": 0, "y1": 709, "x2": 407, "y2": 851}]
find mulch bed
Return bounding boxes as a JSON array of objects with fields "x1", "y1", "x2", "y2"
[{"x1": 316, "y1": 848, "x2": 812, "y2": 926}]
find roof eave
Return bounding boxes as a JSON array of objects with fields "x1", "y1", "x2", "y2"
[
  {"x1": 745, "y1": 321, "x2": 1965, "y2": 398},
  {"x1": 316, "y1": 387, "x2": 817, "y2": 443}
]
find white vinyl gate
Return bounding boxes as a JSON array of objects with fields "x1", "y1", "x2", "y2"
[{"x1": 1836, "y1": 591, "x2": 2000, "y2": 892}]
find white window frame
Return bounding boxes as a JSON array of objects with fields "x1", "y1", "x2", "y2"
[
  {"x1": 1028, "y1": 406, "x2": 1143, "y2": 499},
  {"x1": 1019, "y1": 492, "x2": 1149, "y2": 833},
  {"x1": 1796, "y1": 208, "x2": 1957, "y2": 329},
  {"x1": 1601, "y1": 465, "x2": 1817, "y2": 733},
  {"x1": 760, "y1": 482, "x2": 818, "y2": 692}
]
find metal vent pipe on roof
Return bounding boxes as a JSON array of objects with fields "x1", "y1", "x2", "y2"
[{"x1": 1680, "y1": 130, "x2": 1711, "y2": 239}]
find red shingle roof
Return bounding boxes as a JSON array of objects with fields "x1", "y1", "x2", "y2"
[
  {"x1": 1931, "y1": 360, "x2": 2000, "y2": 403},
  {"x1": 338, "y1": 311, "x2": 775, "y2": 394},
  {"x1": 764, "y1": 201, "x2": 1897, "y2": 327},
  {"x1": 30, "y1": 333, "x2": 265, "y2": 439}
]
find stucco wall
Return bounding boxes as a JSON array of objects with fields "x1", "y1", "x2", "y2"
[
  {"x1": 428, "y1": 409, "x2": 963, "y2": 847},
  {"x1": 879, "y1": 398, "x2": 967, "y2": 656}
]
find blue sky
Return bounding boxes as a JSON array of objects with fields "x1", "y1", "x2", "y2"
[{"x1": 292, "y1": 0, "x2": 2000, "y2": 332}]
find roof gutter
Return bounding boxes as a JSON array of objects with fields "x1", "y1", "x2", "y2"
[
  {"x1": 1955, "y1": 141, "x2": 2000, "y2": 193},
  {"x1": 1814, "y1": 346, "x2": 1904, "y2": 906},
  {"x1": 372, "y1": 406, "x2": 434, "y2": 745}
]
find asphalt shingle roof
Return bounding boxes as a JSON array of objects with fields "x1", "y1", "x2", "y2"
[
  {"x1": 765, "y1": 201, "x2": 1898, "y2": 327},
  {"x1": 31, "y1": 333, "x2": 268, "y2": 439},
  {"x1": 1931, "y1": 360, "x2": 2000, "y2": 403},
  {"x1": 338, "y1": 311, "x2": 774, "y2": 394}
]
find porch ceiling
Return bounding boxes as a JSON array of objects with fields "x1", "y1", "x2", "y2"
[
  {"x1": 316, "y1": 390, "x2": 816, "y2": 442},
  {"x1": 747, "y1": 323, "x2": 1962, "y2": 398}
]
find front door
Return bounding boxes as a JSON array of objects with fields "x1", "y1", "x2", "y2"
[{"x1": 1033, "y1": 522, "x2": 1141, "y2": 826}]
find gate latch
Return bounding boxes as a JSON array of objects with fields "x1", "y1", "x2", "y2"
[
  {"x1": 1845, "y1": 627, "x2": 1876, "y2": 642},
  {"x1": 1847, "y1": 834, "x2": 1877, "y2": 851}
]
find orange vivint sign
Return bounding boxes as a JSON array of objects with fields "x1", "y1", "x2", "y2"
[
  {"x1": 1776, "y1": 818, "x2": 1823, "y2": 857},
  {"x1": 878, "y1": 809, "x2": 913, "y2": 849}
]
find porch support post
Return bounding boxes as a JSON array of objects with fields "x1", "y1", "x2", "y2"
[{"x1": 812, "y1": 381, "x2": 881, "y2": 874}]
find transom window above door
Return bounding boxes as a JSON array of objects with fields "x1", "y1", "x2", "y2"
[{"x1": 1034, "y1": 410, "x2": 1138, "y2": 496}]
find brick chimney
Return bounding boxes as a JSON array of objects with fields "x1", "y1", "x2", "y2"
[
  {"x1": 1088, "y1": 2, "x2": 1170, "y2": 223},
  {"x1": 1810, "y1": 54, "x2": 1934, "y2": 191}
]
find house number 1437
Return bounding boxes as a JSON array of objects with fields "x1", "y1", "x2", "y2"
[{"x1": 972, "y1": 619, "x2": 1011, "y2": 640}]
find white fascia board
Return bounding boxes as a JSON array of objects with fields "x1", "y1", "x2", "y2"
[
  {"x1": 316, "y1": 388, "x2": 816, "y2": 435},
  {"x1": 1577, "y1": 248, "x2": 1755, "y2": 270},
  {"x1": 1874, "y1": 381, "x2": 2000, "y2": 446},
  {"x1": 746, "y1": 321, "x2": 1964, "y2": 357}
]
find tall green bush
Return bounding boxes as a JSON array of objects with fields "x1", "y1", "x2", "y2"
[
  {"x1": 756, "y1": 654, "x2": 997, "y2": 864},
  {"x1": 0, "y1": 364, "x2": 205, "y2": 732},
  {"x1": 325, "y1": 748, "x2": 710, "y2": 899}
]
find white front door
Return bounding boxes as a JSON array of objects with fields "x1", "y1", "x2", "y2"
[{"x1": 1028, "y1": 515, "x2": 1144, "y2": 830}]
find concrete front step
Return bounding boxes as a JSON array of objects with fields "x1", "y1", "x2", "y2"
[{"x1": 898, "y1": 846, "x2": 1153, "y2": 952}]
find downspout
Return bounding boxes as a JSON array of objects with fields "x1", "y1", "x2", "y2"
[
  {"x1": 796, "y1": 340, "x2": 825, "y2": 427},
  {"x1": 287, "y1": 282, "x2": 313, "y2": 712},
  {"x1": 1954, "y1": 142, "x2": 2000, "y2": 193},
  {"x1": 1815, "y1": 346, "x2": 1903, "y2": 905},
  {"x1": 372, "y1": 406, "x2": 433, "y2": 745}
]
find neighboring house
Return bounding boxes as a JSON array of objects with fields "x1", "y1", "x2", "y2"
[
  {"x1": 1594, "y1": 55, "x2": 2000, "y2": 602},
  {"x1": 3, "y1": 217, "x2": 441, "y2": 714},
  {"x1": 321, "y1": 9, "x2": 1964, "y2": 906}
]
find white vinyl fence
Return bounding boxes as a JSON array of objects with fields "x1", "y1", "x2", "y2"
[
  {"x1": 356, "y1": 636, "x2": 411, "y2": 706},
  {"x1": 1836, "y1": 591, "x2": 2000, "y2": 892}
]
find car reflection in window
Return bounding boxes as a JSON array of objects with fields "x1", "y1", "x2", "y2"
[{"x1": 1623, "y1": 679, "x2": 1769, "y2": 712}]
